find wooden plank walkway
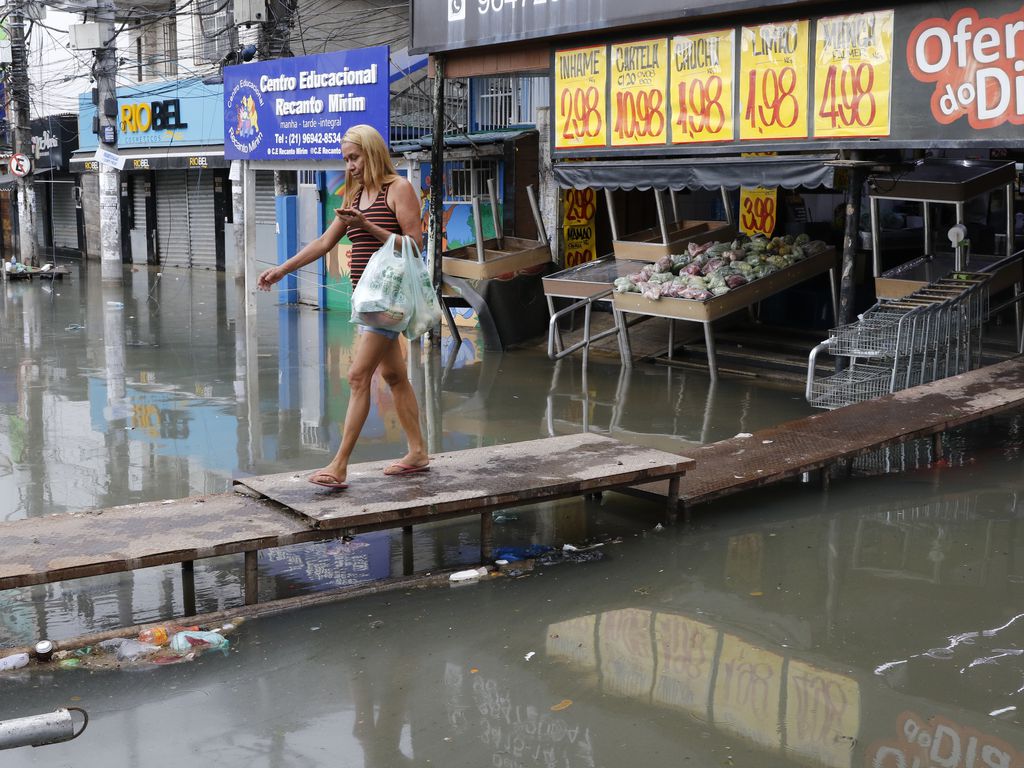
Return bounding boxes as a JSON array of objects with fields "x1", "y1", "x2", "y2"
[
  {"x1": 0, "y1": 434, "x2": 694, "y2": 607},
  {"x1": 631, "y1": 355, "x2": 1024, "y2": 512},
  {"x1": 234, "y1": 433, "x2": 693, "y2": 530}
]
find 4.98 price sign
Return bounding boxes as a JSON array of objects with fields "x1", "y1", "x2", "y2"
[
  {"x1": 555, "y1": 45, "x2": 607, "y2": 150},
  {"x1": 740, "y1": 21, "x2": 810, "y2": 141},
  {"x1": 813, "y1": 11, "x2": 893, "y2": 138},
  {"x1": 671, "y1": 30, "x2": 735, "y2": 144}
]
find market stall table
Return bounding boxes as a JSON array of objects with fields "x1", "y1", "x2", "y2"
[{"x1": 613, "y1": 247, "x2": 839, "y2": 380}]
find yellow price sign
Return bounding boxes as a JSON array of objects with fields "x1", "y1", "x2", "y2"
[
  {"x1": 563, "y1": 188, "x2": 597, "y2": 267},
  {"x1": 610, "y1": 38, "x2": 669, "y2": 147},
  {"x1": 813, "y1": 11, "x2": 894, "y2": 138},
  {"x1": 739, "y1": 187, "x2": 778, "y2": 237},
  {"x1": 670, "y1": 30, "x2": 735, "y2": 144},
  {"x1": 739, "y1": 21, "x2": 810, "y2": 141},
  {"x1": 554, "y1": 45, "x2": 608, "y2": 150}
]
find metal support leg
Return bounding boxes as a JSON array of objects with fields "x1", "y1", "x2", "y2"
[
  {"x1": 665, "y1": 476, "x2": 680, "y2": 526},
  {"x1": 870, "y1": 197, "x2": 882, "y2": 277},
  {"x1": 546, "y1": 294, "x2": 563, "y2": 355},
  {"x1": 244, "y1": 550, "x2": 258, "y2": 606},
  {"x1": 703, "y1": 322, "x2": 718, "y2": 381},
  {"x1": 480, "y1": 512, "x2": 493, "y2": 562},
  {"x1": 923, "y1": 202, "x2": 932, "y2": 257},
  {"x1": 667, "y1": 319, "x2": 675, "y2": 361},
  {"x1": 828, "y1": 267, "x2": 840, "y2": 325},
  {"x1": 655, "y1": 189, "x2": 671, "y2": 246},
  {"x1": 402, "y1": 525, "x2": 414, "y2": 576},
  {"x1": 616, "y1": 309, "x2": 634, "y2": 368},
  {"x1": 442, "y1": 297, "x2": 462, "y2": 348},
  {"x1": 605, "y1": 189, "x2": 619, "y2": 242},
  {"x1": 181, "y1": 561, "x2": 196, "y2": 617}
]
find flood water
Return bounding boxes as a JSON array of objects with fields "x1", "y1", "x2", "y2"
[{"x1": 2, "y1": 259, "x2": 1023, "y2": 767}]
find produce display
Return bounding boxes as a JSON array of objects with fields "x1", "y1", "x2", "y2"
[{"x1": 612, "y1": 233, "x2": 830, "y2": 301}]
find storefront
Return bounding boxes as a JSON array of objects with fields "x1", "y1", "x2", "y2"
[
  {"x1": 31, "y1": 114, "x2": 82, "y2": 253},
  {"x1": 72, "y1": 78, "x2": 232, "y2": 270},
  {"x1": 412, "y1": 0, "x2": 1024, "y2": 364}
]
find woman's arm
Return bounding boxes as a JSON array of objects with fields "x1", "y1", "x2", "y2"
[
  {"x1": 257, "y1": 215, "x2": 347, "y2": 291},
  {"x1": 337, "y1": 178, "x2": 423, "y2": 250}
]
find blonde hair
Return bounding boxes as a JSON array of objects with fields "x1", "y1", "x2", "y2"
[{"x1": 342, "y1": 124, "x2": 400, "y2": 206}]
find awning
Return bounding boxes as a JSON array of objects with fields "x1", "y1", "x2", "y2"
[
  {"x1": 70, "y1": 145, "x2": 227, "y2": 172},
  {"x1": 553, "y1": 153, "x2": 838, "y2": 192}
]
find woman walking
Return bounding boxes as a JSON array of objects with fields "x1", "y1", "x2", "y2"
[{"x1": 257, "y1": 124, "x2": 429, "y2": 489}]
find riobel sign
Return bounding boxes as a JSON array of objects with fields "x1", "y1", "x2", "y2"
[
  {"x1": 223, "y1": 45, "x2": 389, "y2": 160},
  {"x1": 120, "y1": 99, "x2": 189, "y2": 134}
]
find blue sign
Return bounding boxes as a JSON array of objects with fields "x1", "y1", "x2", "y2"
[
  {"x1": 78, "y1": 78, "x2": 225, "y2": 151},
  {"x1": 224, "y1": 45, "x2": 390, "y2": 161}
]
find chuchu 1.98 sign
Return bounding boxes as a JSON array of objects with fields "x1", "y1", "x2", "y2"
[{"x1": 223, "y1": 45, "x2": 390, "y2": 161}]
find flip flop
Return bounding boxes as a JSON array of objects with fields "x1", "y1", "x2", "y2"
[
  {"x1": 384, "y1": 462, "x2": 430, "y2": 476},
  {"x1": 309, "y1": 472, "x2": 349, "y2": 489}
]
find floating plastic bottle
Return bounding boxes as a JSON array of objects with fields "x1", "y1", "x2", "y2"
[
  {"x1": 0, "y1": 652, "x2": 30, "y2": 671},
  {"x1": 138, "y1": 625, "x2": 199, "y2": 645}
]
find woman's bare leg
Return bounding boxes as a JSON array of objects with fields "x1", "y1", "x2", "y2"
[
  {"x1": 310, "y1": 330, "x2": 393, "y2": 485},
  {"x1": 378, "y1": 336, "x2": 428, "y2": 472}
]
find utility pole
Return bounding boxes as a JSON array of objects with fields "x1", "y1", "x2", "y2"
[
  {"x1": 258, "y1": 0, "x2": 296, "y2": 197},
  {"x1": 427, "y1": 54, "x2": 445, "y2": 347},
  {"x1": 95, "y1": 0, "x2": 122, "y2": 282},
  {"x1": 8, "y1": 0, "x2": 38, "y2": 266}
]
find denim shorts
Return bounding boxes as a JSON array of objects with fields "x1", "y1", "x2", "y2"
[{"x1": 361, "y1": 325, "x2": 400, "y2": 340}]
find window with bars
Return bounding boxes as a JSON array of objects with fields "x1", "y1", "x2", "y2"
[
  {"x1": 445, "y1": 159, "x2": 501, "y2": 203},
  {"x1": 471, "y1": 76, "x2": 550, "y2": 131},
  {"x1": 193, "y1": 0, "x2": 231, "y2": 64}
]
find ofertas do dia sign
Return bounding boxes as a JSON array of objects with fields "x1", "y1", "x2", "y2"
[{"x1": 223, "y1": 45, "x2": 390, "y2": 161}]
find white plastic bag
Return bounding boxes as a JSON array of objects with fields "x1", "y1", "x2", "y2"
[
  {"x1": 350, "y1": 234, "x2": 412, "y2": 332},
  {"x1": 402, "y1": 238, "x2": 443, "y2": 339}
]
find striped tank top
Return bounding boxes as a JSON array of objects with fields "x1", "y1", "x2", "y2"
[{"x1": 348, "y1": 183, "x2": 402, "y2": 286}]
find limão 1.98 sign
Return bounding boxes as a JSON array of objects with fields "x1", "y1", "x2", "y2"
[
  {"x1": 554, "y1": 45, "x2": 607, "y2": 150},
  {"x1": 739, "y1": 21, "x2": 810, "y2": 141}
]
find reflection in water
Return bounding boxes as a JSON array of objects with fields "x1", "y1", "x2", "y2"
[{"x1": 2, "y1": 264, "x2": 1024, "y2": 767}]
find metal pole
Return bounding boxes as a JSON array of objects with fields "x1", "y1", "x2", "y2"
[
  {"x1": 471, "y1": 196, "x2": 485, "y2": 262},
  {"x1": 840, "y1": 167, "x2": 866, "y2": 326},
  {"x1": 231, "y1": 164, "x2": 245, "y2": 279},
  {"x1": 720, "y1": 186, "x2": 733, "y2": 225},
  {"x1": 0, "y1": 709, "x2": 85, "y2": 750},
  {"x1": 243, "y1": 161, "x2": 257, "y2": 316},
  {"x1": 870, "y1": 195, "x2": 882, "y2": 277},
  {"x1": 8, "y1": 0, "x2": 37, "y2": 267},
  {"x1": 487, "y1": 177, "x2": 503, "y2": 250},
  {"x1": 427, "y1": 54, "x2": 446, "y2": 348},
  {"x1": 923, "y1": 202, "x2": 932, "y2": 257},
  {"x1": 654, "y1": 189, "x2": 670, "y2": 245},
  {"x1": 526, "y1": 184, "x2": 548, "y2": 246},
  {"x1": 604, "y1": 189, "x2": 619, "y2": 241},
  {"x1": 96, "y1": 0, "x2": 122, "y2": 282}
]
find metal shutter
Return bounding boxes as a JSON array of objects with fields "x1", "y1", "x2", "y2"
[
  {"x1": 254, "y1": 171, "x2": 277, "y2": 225},
  {"x1": 156, "y1": 171, "x2": 190, "y2": 268},
  {"x1": 132, "y1": 178, "x2": 148, "y2": 231},
  {"x1": 186, "y1": 170, "x2": 217, "y2": 270},
  {"x1": 50, "y1": 182, "x2": 79, "y2": 249}
]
